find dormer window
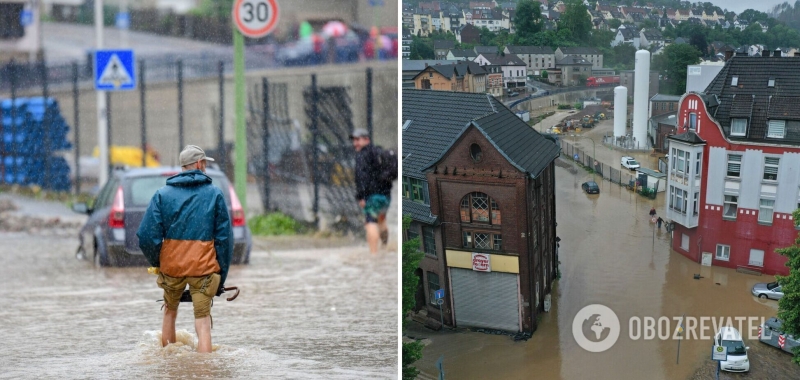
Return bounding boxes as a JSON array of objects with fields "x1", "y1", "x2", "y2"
[
  {"x1": 767, "y1": 120, "x2": 786, "y2": 138},
  {"x1": 730, "y1": 118, "x2": 747, "y2": 136},
  {"x1": 768, "y1": 77, "x2": 775, "y2": 87},
  {"x1": 731, "y1": 76, "x2": 739, "y2": 86}
]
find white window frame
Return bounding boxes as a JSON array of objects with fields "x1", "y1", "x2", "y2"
[
  {"x1": 767, "y1": 120, "x2": 786, "y2": 138},
  {"x1": 759, "y1": 198, "x2": 775, "y2": 223},
  {"x1": 723, "y1": 195, "x2": 738, "y2": 219},
  {"x1": 727, "y1": 154, "x2": 741, "y2": 178},
  {"x1": 763, "y1": 157, "x2": 780, "y2": 181},
  {"x1": 694, "y1": 192, "x2": 699, "y2": 215},
  {"x1": 730, "y1": 118, "x2": 747, "y2": 136},
  {"x1": 715, "y1": 244, "x2": 730, "y2": 261},
  {"x1": 695, "y1": 152, "x2": 702, "y2": 176}
]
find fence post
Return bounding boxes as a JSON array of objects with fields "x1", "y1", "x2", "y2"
[
  {"x1": 218, "y1": 60, "x2": 225, "y2": 172},
  {"x1": 106, "y1": 91, "x2": 112, "y2": 175},
  {"x1": 366, "y1": 67, "x2": 373, "y2": 141},
  {"x1": 40, "y1": 60, "x2": 51, "y2": 190},
  {"x1": 311, "y1": 74, "x2": 320, "y2": 227},
  {"x1": 139, "y1": 59, "x2": 147, "y2": 168},
  {"x1": 177, "y1": 59, "x2": 184, "y2": 151},
  {"x1": 72, "y1": 62, "x2": 81, "y2": 194},
  {"x1": 261, "y1": 77, "x2": 270, "y2": 212}
]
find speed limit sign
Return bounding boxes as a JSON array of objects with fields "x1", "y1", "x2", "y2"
[{"x1": 233, "y1": 0, "x2": 280, "y2": 38}]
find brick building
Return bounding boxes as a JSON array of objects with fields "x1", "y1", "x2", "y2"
[
  {"x1": 403, "y1": 89, "x2": 561, "y2": 332},
  {"x1": 665, "y1": 56, "x2": 800, "y2": 276}
]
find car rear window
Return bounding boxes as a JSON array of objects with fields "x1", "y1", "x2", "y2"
[{"x1": 128, "y1": 174, "x2": 226, "y2": 206}]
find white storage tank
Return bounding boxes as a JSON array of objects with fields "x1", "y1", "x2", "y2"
[
  {"x1": 632, "y1": 50, "x2": 650, "y2": 148},
  {"x1": 614, "y1": 86, "x2": 627, "y2": 138}
]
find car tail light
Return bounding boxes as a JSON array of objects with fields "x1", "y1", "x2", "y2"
[
  {"x1": 108, "y1": 186, "x2": 125, "y2": 228},
  {"x1": 228, "y1": 184, "x2": 245, "y2": 227}
]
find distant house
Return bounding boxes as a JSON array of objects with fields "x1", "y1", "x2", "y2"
[
  {"x1": 484, "y1": 64, "x2": 504, "y2": 97},
  {"x1": 555, "y1": 46, "x2": 604, "y2": 69},
  {"x1": 612, "y1": 27, "x2": 640, "y2": 47},
  {"x1": 447, "y1": 49, "x2": 479, "y2": 61},
  {"x1": 413, "y1": 61, "x2": 488, "y2": 93},
  {"x1": 474, "y1": 53, "x2": 527, "y2": 88},
  {"x1": 434, "y1": 40, "x2": 456, "y2": 60},
  {"x1": 504, "y1": 45, "x2": 556, "y2": 76},
  {"x1": 456, "y1": 23, "x2": 480, "y2": 44},
  {"x1": 403, "y1": 60, "x2": 459, "y2": 88},
  {"x1": 640, "y1": 28, "x2": 664, "y2": 48},
  {"x1": 555, "y1": 55, "x2": 593, "y2": 86}
]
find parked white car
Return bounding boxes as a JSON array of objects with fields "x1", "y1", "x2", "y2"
[
  {"x1": 714, "y1": 327, "x2": 750, "y2": 372},
  {"x1": 621, "y1": 156, "x2": 640, "y2": 170}
]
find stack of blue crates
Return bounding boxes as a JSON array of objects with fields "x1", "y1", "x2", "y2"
[{"x1": 0, "y1": 97, "x2": 73, "y2": 191}]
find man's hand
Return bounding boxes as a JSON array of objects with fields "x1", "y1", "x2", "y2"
[
  {"x1": 359, "y1": 199, "x2": 366, "y2": 209},
  {"x1": 216, "y1": 284, "x2": 225, "y2": 297}
]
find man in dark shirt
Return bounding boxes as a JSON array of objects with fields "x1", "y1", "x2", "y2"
[{"x1": 351, "y1": 128, "x2": 391, "y2": 254}]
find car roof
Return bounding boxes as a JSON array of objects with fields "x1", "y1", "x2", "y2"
[
  {"x1": 717, "y1": 326, "x2": 742, "y2": 340},
  {"x1": 113, "y1": 167, "x2": 228, "y2": 181},
  {"x1": 622, "y1": 156, "x2": 633, "y2": 160}
]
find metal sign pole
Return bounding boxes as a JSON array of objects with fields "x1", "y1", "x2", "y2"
[
  {"x1": 95, "y1": 0, "x2": 108, "y2": 186},
  {"x1": 233, "y1": 28, "x2": 247, "y2": 211}
]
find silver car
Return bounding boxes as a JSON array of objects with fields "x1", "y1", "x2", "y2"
[
  {"x1": 759, "y1": 317, "x2": 799, "y2": 354},
  {"x1": 751, "y1": 282, "x2": 784, "y2": 300}
]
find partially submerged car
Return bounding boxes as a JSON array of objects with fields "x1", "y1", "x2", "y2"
[
  {"x1": 72, "y1": 167, "x2": 252, "y2": 267},
  {"x1": 759, "y1": 317, "x2": 799, "y2": 354}
]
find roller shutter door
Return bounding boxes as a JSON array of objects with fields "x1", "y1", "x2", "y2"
[{"x1": 451, "y1": 268, "x2": 519, "y2": 332}]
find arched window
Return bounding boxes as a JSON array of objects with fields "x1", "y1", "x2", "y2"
[
  {"x1": 460, "y1": 192, "x2": 502, "y2": 251},
  {"x1": 460, "y1": 192, "x2": 501, "y2": 225}
]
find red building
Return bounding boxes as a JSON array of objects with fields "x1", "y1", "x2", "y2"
[{"x1": 665, "y1": 55, "x2": 800, "y2": 276}]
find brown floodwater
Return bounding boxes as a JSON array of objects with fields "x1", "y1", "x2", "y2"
[
  {"x1": 0, "y1": 232, "x2": 397, "y2": 379},
  {"x1": 410, "y1": 162, "x2": 792, "y2": 380}
]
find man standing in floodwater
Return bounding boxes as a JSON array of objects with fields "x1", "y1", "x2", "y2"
[
  {"x1": 137, "y1": 145, "x2": 233, "y2": 353},
  {"x1": 351, "y1": 128, "x2": 392, "y2": 254}
]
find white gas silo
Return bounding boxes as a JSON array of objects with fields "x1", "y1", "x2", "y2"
[
  {"x1": 614, "y1": 86, "x2": 627, "y2": 138},
  {"x1": 632, "y1": 49, "x2": 650, "y2": 149}
]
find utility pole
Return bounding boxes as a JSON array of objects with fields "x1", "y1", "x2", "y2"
[{"x1": 95, "y1": 0, "x2": 109, "y2": 186}]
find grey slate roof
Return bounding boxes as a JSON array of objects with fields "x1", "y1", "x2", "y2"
[
  {"x1": 403, "y1": 200, "x2": 438, "y2": 224},
  {"x1": 558, "y1": 47, "x2": 602, "y2": 55},
  {"x1": 506, "y1": 45, "x2": 554, "y2": 55},
  {"x1": 556, "y1": 56, "x2": 592, "y2": 66},
  {"x1": 478, "y1": 53, "x2": 526, "y2": 66},
  {"x1": 448, "y1": 49, "x2": 478, "y2": 58},
  {"x1": 474, "y1": 45, "x2": 499, "y2": 54},
  {"x1": 402, "y1": 60, "x2": 458, "y2": 73},
  {"x1": 704, "y1": 56, "x2": 800, "y2": 145},
  {"x1": 403, "y1": 89, "x2": 560, "y2": 189},
  {"x1": 650, "y1": 94, "x2": 681, "y2": 102},
  {"x1": 668, "y1": 131, "x2": 706, "y2": 144},
  {"x1": 618, "y1": 28, "x2": 637, "y2": 39},
  {"x1": 434, "y1": 40, "x2": 456, "y2": 50}
]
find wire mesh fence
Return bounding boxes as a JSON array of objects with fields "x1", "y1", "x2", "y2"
[{"x1": 561, "y1": 140, "x2": 657, "y2": 198}]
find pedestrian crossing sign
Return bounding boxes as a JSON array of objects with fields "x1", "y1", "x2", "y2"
[{"x1": 95, "y1": 50, "x2": 136, "y2": 91}]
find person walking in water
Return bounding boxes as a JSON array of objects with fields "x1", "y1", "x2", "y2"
[
  {"x1": 137, "y1": 145, "x2": 232, "y2": 353},
  {"x1": 657, "y1": 216, "x2": 664, "y2": 229},
  {"x1": 649, "y1": 207, "x2": 657, "y2": 217},
  {"x1": 351, "y1": 128, "x2": 392, "y2": 254}
]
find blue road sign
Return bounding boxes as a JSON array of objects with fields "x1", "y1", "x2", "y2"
[
  {"x1": 434, "y1": 289, "x2": 445, "y2": 300},
  {"x1": 94, "y1": 50, "x2": 136, "y2": 91},
  {"x1": 19, "y1": 10, "x2": 33, "y2": 27},
  {"x1": 369, "y1": 0, "x2": 385, "y2": 6},
  {"x1": 574, "y1": 153, "x2": 579, "y2": 160},
  {"x1": 116, "y1": 12, "x2": 130, "y2": 30}
]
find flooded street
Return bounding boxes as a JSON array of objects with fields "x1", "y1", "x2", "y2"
[
  {"x1": 408, "y1": 163, "x2": 797, "y2": 379},
  {"x1": 0, "y1": 230, "x2": 397, "y2": 379}
]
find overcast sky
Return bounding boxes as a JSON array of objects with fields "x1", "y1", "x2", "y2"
[{"x1": 715, "y1": 0, "x2": 792, "y2": 14}]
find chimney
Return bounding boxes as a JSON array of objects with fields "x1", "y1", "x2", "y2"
[
  {"x1": 762, "y1": 50, "x2": 770, "y2": 57},
  {"x1": 724, "y1": 50, "x2": 733, "y2": 61},
  {"x1": 795, "y1": 52, "x2": 800, "y2": 57},
  {"x1": 775, "y1": 50, "x2": 782, "y2": 57}
]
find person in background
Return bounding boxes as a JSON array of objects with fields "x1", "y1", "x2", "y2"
[
  {"x1": 351, "y1": 128, "x2": 392, "y2": 254},
  {"x1": 657, "y1": 216, "x2": 664, "y2": 229}
]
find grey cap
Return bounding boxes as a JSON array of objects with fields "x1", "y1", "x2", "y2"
[
  {"x1": 179, "y1": 145, "x2": 215, "y2": 167},
  {"x1": 349, "y1": 128, "x2": 369, "y2": 139}
]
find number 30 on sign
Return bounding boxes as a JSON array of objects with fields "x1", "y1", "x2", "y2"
[{"x1": 233, "y1": 0, "x2": 280, "y2": 38}]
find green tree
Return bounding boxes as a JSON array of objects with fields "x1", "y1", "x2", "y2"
[
  {"x1": 402, "y1": 216, "x2": 425, "y2": 379},
  {"x1": 410, "y1": 36, "x2": 434, "y2": 59},
  {"x1": 776, "y1": 208, "x2": 800, "y2": 365},
  {"x1": 608, "y1": 18, "x2": 622, "y2": 29},
  {"x1": 652, "y1": 43, "x2": 702, "y2": 95},
  {"x1": 514, "y1": 0, "x2": 543, "y2": 39},
  {"x1": 541, "y1": 70, "x2": 548, "y2": 79},
  {"x1": 560, "y1": 0, "x2": 592, "y2": 42}
]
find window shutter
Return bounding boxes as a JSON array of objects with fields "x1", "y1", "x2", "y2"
[{"x1": 768, "y1": 120, "x2": 786, "y2": 138}]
